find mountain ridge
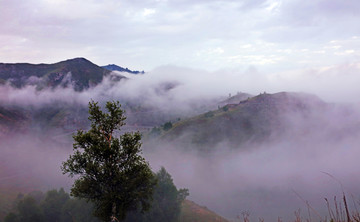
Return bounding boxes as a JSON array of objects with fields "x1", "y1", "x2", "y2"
[
  {"x1": 0, "y1": 57, "x2": 115, "y2": 91},
  {"x1": 102, "y1": 64, "x2": 145, "y2": 74},
  {"x1": 157, "y1": 92, "x2": 329, "y2": 151}
]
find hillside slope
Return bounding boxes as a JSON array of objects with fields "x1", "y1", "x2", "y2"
[
  {"x1": 159, "y1": 92, "x2": 327, "y2": 151},
  {"x1": 180, "y1": 200, "x2": 229, "y2": 222},
  {"x1": 0, "y1": 58, "x2": 115, "y2": 91}
]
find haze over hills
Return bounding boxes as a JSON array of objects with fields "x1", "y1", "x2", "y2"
[
  {"x1": 0, "y1": 58, "x2": 122, "y2": 91},
  {"x1": 0, "y1": 58, "x2": 152, "y2": 138},
  {"x1": 2, "y1": 58, "x2": 360, "y2": 221},
  {"x1": 0, "y1": 58, "x2": 221, "y2": 138},
  {"x1": 1, "y1": 0, "x2": 359, "y2": 220},
  {"x1": 158, "y1": 92, "x2": 329, "y2": 151}
]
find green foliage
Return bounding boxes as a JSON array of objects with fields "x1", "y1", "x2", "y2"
[
  {"x1": 5, "y1": 175, "x2": 188, "y2": 222},
  {"x1": 123, "y1": 167, "x2": 189, "y2": 222},
  {"x1": 4, "y1": 189, "x2": 100, "y2": 222},
  {"x1": 41, "y1": 188, "x2": 69, "y2": 221},
  {"x1": 5, "y1": 195, "x2": 44, "y2": 222},
  {"x1": 61, "y1": 100, "x2": 156, "y2": 221},
  {"x1": 17, "y1": 196, "x2": 44, "y2": 222},
  {"x1": 161, "y1": 93, "x2": 298, "y2": 150},
  {"x1": 149, "y1": 127, "x2": 161, "y2": 138},
  {"x1": 163, "y1": 121, "x2": 173, "y2": 131},
  {"x1": 4, "y1": 212, "x2": 18, "y2": 222},
  {"x1": 60, "y1": 198, "x2": 100, "y2": 222},
  {"x1": 222, "y1": 106, "x2": 229, "y2": 112},
  {"x1": 204, "y1": 111, "x2": 214, "y2": 118}
]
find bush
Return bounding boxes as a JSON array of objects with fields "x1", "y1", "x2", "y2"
[
  {"x1": 204, "y1": 111, "x2": 214, "y2": 118},
  {"x1": 163, "y1": 121, "x2": 173, "y2": 131}
]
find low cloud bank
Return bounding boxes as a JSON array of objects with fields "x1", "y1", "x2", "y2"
[
  {"x1": 1, "y1": 62, "x2": 360, "y2": 220},
  {"x1": 144, "y1": 103, "x2": 360, "y2": 221},
  {"x1": 1, "y1": 61, "x2": 360, "y2": 108}
]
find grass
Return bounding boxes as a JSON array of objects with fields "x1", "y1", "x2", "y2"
[
  {"x1": 180, "y1": 199, "x2": 230, "y2": 222},
  {"x1": 233, "y1": 192, "x2": 360, "y2": 222},
  {"x1": 158, "y1": 93, "x2": 279, "y2": 151}
]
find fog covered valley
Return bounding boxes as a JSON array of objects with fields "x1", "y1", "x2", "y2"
[{"x1": 1, "y1": 58, "x2": 360, "y2": 221}]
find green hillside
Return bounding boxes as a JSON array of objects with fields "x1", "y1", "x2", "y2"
[
  {"x1": 0, "y1": 58, "x2": 113, "y2": 91},
  {"x1": 159, "y1": 92, "x2": 326, "y2": 151}
]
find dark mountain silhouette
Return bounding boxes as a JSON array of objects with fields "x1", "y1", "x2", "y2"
[
  {"x1": 0, "y1": 58, "x2": 115, "y2": 91},
  {"x1": 102, "y1": 64, "x2": 145, "y2": 74}
]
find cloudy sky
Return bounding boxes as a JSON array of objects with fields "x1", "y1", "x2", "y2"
[{"x1": 0, "y1": 0, "x2": 359, "y2": 72}]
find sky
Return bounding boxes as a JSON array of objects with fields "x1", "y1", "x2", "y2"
[{"x1": 1, "y1": 0, "x2": 360, "y2": 73}]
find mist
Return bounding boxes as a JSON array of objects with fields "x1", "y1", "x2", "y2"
[
  {"x1": 1, "y1": 61, "x2": 360, "y2": 108},
  {"x1": 144, "y1": 102, "x2": 360, "y2": 221},
  {"x1": 0, "y1": 134, "x2": 73, "y2": 194},
  {"x1": 1, "y1": 62, "x2": 360, "y2": 221}
]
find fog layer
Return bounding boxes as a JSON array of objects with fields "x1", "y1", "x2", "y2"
[{"x1": 1, "y1": 63, "x2": 360, "y2": 220}]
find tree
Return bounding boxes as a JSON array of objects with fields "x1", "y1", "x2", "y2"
[
  {"x1": 123, "y1": 167, "x2": 189, "y2": 222},
  {"x1": 16, "y1": 195, "x2": 44, "y2": 222},
  {"x1": 148, "y1": 167, "x2": 188, "y2": 222},
  {"x1": 41, "y1": 188, "x2": 69, "y2": 221},
  {"x1": 61, "y1": 197, "x2": 100, "y2": 222},
  {"x1": 61, "y1": 101, "x2": 156, "y2": 221},
  {"x1": 163, "y1": 122, "x2": 173, "y2": 131},
  {"x1": 5, "y1": 189, "x2": 100, "y2": 222}
]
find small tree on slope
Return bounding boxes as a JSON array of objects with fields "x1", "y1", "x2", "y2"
[{"x1": 62, "y1": 101, "x2": 156, "y2": 222}]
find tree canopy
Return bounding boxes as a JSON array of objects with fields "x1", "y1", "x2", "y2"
[
  {"x1": 4, "y1": 189, "x2": 100, "y2": 222},
  {"x1": 5, "y1": 168, "x2": 189, "y2": 222},
  {"x1": 124, "y1": 167, "x2": 189, "y2": 222},
  {"x1": 61, "y1": 101, "x2": 156, "y2": 221}
]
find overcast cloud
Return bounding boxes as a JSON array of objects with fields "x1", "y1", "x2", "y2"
[{"x1": 0, "y1": 0, "x2": 359, "y2": 74}]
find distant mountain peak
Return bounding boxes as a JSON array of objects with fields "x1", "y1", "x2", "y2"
[
  {"x1": 102, "y1": 64, "x2": 145, "y2": 74},
  {"x1": 62, "y1": 57, "x2": 93, "y2": 64},
  {"x1": 0, "y1": 58, "x2": 117, "y2": 91}
]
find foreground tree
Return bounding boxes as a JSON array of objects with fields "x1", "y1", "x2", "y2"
[
  {"x1": 61, "y1": 101, "x2": 156, "y2": 221},
  {"x1": 124, "y1": 167, "x2": 189, "y2": 222}
]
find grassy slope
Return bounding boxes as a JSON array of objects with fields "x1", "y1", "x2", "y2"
[
  {"x1": 160, "y1": 92, "x2": 326, "y2": 151},
  {"x1": 160, "y1": 93, "x2": 280, "y2": 150},
  {"x1": 180, "y1": 200, "x2": 229, "y2": 222}
]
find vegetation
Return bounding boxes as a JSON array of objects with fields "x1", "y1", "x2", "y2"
[
  {"x1": 61, "y1": 101, "x2": 156, "y2": 221},
  {"x1": 163, "y1": 121, "x2": 173, "y2": 131},
  {"x1": 0, "y1": 58, "x2": 111, "y2": 91},
  {"x1": 5, "y1": 168, "x2": 188, "y2": 222},
  {"x1": 204, "y1": 111, "x2": 214, "y2": 118},
  {"x1": 6, "y1": 186, "x2": 360, "y2": 222},
  {"x1": 148, "y1": 127, "x2": 161, "y2": 138},
  {"x1": 4, "y1": 189, "x2": 101, "y2": 222},
  {"x1": 123, "y1": 167, "x2": 189, "y2": 222},
  {"x1": 179, "y1": 200, "x2": 229, "y2": 222},
  {"x1": 160, "y1": 92, "x2": 322, "y2": 151}
]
